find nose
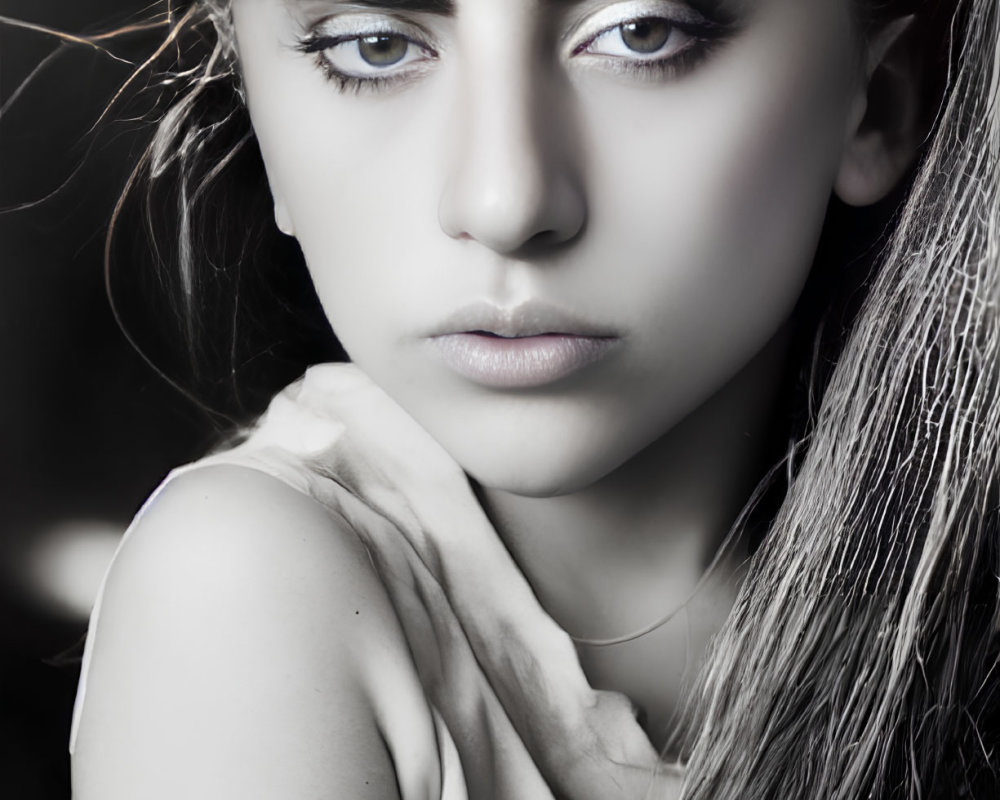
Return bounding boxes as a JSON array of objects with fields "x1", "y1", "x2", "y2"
[{"x1": 438, "y1": 52, "x2": 586, "y2": 256}]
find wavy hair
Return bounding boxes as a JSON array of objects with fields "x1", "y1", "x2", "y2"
[{"x1": 3, "y1": 0, "x2": 998, "y2": 797}]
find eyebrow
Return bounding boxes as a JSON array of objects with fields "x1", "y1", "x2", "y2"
[
  {"x1": 288, "y1": 0, "x2": 736, "y2": 21},
  {"x1": 305, "y1": 0, "x2": 456, "y2": 14},
  {"x1": 286, "y1": 0, "x2": 590, "y2": 17}
]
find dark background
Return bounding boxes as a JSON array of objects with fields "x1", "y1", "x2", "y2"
[{"x1": 1, "y1": 3, "x2": 216, "y2": 796}]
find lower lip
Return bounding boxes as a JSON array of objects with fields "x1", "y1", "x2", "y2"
[{"x1": 429, "y1": 333, "x2": 618, "y2": 388}]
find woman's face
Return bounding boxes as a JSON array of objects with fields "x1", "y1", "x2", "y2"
[{"x1": 233, "y1": 0, "x2": 865, "y2": 496}]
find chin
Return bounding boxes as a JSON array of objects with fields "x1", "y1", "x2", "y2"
[
  {"x1": 442, "y1": 434, "x2": 627, "y2": 499},
  {"x1": 384, "y1": 374, "x2": 664, "y2": 499}
]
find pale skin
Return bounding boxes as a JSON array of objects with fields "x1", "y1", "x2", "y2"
[{"x1": 71, "y1": 0, "x2": 924, "y2": 796}]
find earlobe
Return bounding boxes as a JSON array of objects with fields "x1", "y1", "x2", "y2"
[
  {"x1": 274, "y1": 199, "x2": 295, "y2": 237},
  {"x1": 835, "y1": 15, "x2": 924, "y2": 207}
]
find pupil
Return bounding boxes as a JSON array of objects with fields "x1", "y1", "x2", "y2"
[
  {"x1": 620, "y1": 19, "x2": 671, "y2": 54},
  {"x1": 358, "y1": 34, "x2": 408, "y2": 67}
]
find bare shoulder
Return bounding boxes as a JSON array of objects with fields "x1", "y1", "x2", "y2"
[{"x1": 71, "y1": 465, "x2": 425, "y2": 800}]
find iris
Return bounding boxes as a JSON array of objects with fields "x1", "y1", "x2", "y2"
[
  {"x1": 359, "y1": 34, "x2": 409, "y2": 66},
  {"x1": 620, "y1": 19, "x2": 672, "y2": 53}
]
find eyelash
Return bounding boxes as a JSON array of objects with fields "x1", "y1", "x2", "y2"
[
  {"x1": 294, "y1": 13, "x2": 734, "y2": 95},
  {"x1": 573, "y1": 17, "x2": 731, "y2": 81},
  {"x1": 582, "y1": 26, "x2": 724, "y2": 82},
  {"x1": 295, "y1": 31, "x2": 437, "y2": 95}
]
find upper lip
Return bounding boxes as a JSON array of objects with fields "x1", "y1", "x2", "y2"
[{"x1": 425, "y1": 300, "x2": 620, "y2": 339}]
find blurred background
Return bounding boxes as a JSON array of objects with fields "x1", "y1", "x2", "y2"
[{"x1": 1, "y1": 2, "x2": 218, "y2": 796}]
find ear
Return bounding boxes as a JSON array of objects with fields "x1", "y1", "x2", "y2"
[
  {"x1": 274, "y1": 198, "x2": 295, "y2": 237},
  {"x1": 835, "y1": 16, "x2": 925, "y2": 207},
  {"x1": 260, "y1": 156, "x2": 296, "y2": 236}
]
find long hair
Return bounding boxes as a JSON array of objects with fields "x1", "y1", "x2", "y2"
[
  {"x1": 680, "y1": 1, "x2": 1000, "y2": 797},
  {"x1": 4, "y1": 0, "x2": 997, "y2": 797}
]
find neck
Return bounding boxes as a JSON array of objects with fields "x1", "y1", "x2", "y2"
[{"x1": 475, "y1": 333, "x2": 787, "y2": 642}]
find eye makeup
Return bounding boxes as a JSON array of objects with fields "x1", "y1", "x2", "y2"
[
  {"x1": 292, "y1": 0, "x2": 742, "y2": 95},
  {"x1": 295, "y1": 13, "x2": 441, "y2": 94},
  {"x1": 563, "y1": 0, "x2": 739, "y2": 81}
]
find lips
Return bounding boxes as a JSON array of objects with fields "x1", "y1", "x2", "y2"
[
  {"x1": 425, "y1": 300, "x2": 621, "y2": 388},
  {"x1": 425, "y1": 299, "x2": 618, "y2": 339}
]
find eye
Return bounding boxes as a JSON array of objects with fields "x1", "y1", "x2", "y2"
[
  {"x1": 296, "y1": 15, "x2": 439, "y2": 91},
  {"x1": 580, "y1": 17, "x2": 695, "y2": 61},
  {"x1": 316, "y1": 32, "x2": 433, "y2": 76},
  {"x1": 566, "y1": 1, "x2": 736, "y2": 80}
]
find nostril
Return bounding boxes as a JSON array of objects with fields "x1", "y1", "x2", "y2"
[
  {"x1": 438, "y1": 161, "x2": 586, "y2": 255},
  {"x1": 498, "y1": 227, "x2": 582, "y2": 259},
  {"x1": 528, "y1": 229, "x2": 561, "y2": 247}
]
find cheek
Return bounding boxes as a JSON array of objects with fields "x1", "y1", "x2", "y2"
[
  {"x1": 580, "y1": 5, "x2": 857, "y2": 388},
  {"x1": 235, "y1": 15, "x2": 449, "y2": 358},
  {"x1": 256, "y1": 110, "x2": 441, "y2": 358}
]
